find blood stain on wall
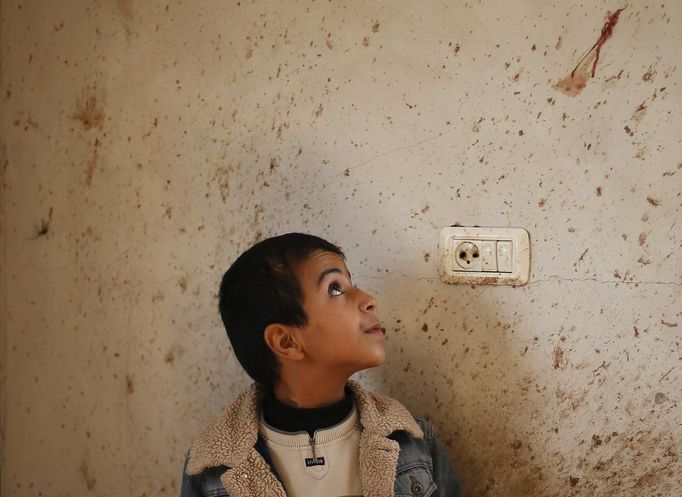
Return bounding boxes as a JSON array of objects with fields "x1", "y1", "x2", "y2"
[
  {"x1": 165, "y1": 344, "x2": 185, "y2": 366},
  {"x1": 73, "y1": 86, "x2": 105, "y2": 186},
  {"x1": 552, "y1": 343, "x2": 565, "y2": 369},
  {"x1": 553, "y1": 7, "x2": 626, "y2": 96},
  {"x1": 34, "y1": 206, "x2": 53, "y2": 238},
  {"x1": 178, "y1": 276, "x2": 188, "y2": 293},
  {"x1": 115, "y1": 0, "x2": 136, "y2": 40},
  {"x1": 84, "y1": 138, "x2": 102, "y2": 187},
  {"x1": 213, "y1": 167, "x2": 230, "y2": 202},
  {"x1": 73, "y1": 90, "x2": 105, "y2": 131},
  {"x1": 632, "y1": 102, "x2": 647, "y2": 122},
  {"x1": 79, "y1": 459, "x2": 96, "y2": 490},
  {"x1": 126, "y1": 375, "x2": 135, "y2": 394}
]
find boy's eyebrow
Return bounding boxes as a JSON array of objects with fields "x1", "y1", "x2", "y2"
[{"x1": 316, "y1": 267, "x2": 352, "y2": 287}]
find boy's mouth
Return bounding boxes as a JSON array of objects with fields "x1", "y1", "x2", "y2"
[{"x1": 365, "y1": 323, "x2": 386, "y2": 335}]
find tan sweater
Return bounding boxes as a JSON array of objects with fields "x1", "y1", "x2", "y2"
[
  {"x1": 186, "y1": 380, "x2": 425, "y2": 497},
  {"x1": 259, "y1": 404, "x2": 363, "y2": 497}
]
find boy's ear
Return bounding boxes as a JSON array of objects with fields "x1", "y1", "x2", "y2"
[{"x1": 264, "y1": 323, "x2": 304, "y2": 361}]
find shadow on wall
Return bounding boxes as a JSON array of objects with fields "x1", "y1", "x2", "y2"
[{"x1": 375, "y1": 279, "x2": 546, "y2": 497}]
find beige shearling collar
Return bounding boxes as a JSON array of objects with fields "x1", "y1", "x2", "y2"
[{"x1": 186, "y1": 380, "x2": 423, "y2": 497}]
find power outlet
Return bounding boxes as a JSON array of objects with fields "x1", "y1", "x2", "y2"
[
  {"x1": 454, "y1": 241, "x2": 481, "y2": 270},
  {"x1": 439, "y1": 227, "x2": 531, "y2": 285}
]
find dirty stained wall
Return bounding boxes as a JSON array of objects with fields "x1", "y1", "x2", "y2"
[{"x1": 1, "y1": 0, "x2": 680, "y2": 496}]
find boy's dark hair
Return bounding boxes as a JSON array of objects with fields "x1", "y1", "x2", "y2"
[{"x1": 218, "y1": 233, "x2": 345, "y2": 389}]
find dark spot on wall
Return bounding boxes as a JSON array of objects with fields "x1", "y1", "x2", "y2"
[
  {"x1": 276, "y1": 121, "x2": 289, "y2": 139},
  {"x1": 596, "y1": 186, "x2": 602, "y2": 196},
  {"x1": 73, "y1": 89, "x2": 105, "y2": 130},
  {"x1": 314, "y1": 103, "x2": 323, "y2": 118},
  {"x1": 423, "y1": 252, "x2": 431, "y2": 262},
  {"x1": 577, "y1": 248, "x2": 589, "y2": 263},
  {"x1": 372, "y1": 21, "x2": 380, "y2": 33},
  {"x1": 116, "y1": 0, "x2": 136, "y2": 39},
  {"x1": 84, "y1": 138, "x2": 101, "y2": 187},
  {"x1": 538, "y1": 198, "x2": 546, "y2": 208},
  {"x1": 646, "y1": 196, "x2": 660, "y2": 206},
  {"x1": 164, "y1": 344, "x2": 185, "y2": 366},
  {"x1": 178, "y1": 276, "x2": 188, "y2": 293},
  {"x1": 79, "y1": 459, "x2": 96, "y2": 490},
  {"x1": 569, "y1": 476, "x2": 579, "y2": 487},
  {"x1": 214, "y1": 167, "x2": 230, "y2": 202},
  {"x1": 34, "y1": 206, "x2": 53, "y2": 238},
  {"x1": 421, "y1": 323, "x2": 429, "y2": 332},
  {"x1": 555, "y1": 36, "x2": 563, "y2": 50},
  {"x1": 592, "y1": 434, "x2": 603, "y2": 447},
  {"x1": 553, "y1": 344, "x2": 565, "y2": 369},
  {"x1": 420, "y1": 205, "x2": 430, "y2": 214},
  {"x1": 126, "y1": 375, "x2": 134, "y2": 394},
  {"x1": 624, "y1": 125, "x2": 634, "y2": 136},
  {"x1": 518, "y1": 129, "x2": 524, "y2": 136},
  {"x1": 421, "y1": 297, "x2": 434, "y2": 314},
  {"x1": 633, "y1": 102, "x2": 647, "y2": 122},
  {"x1": 660, "y1": 320, "x2": 677, "y2": 328},
  {"x1": 654, "y1": 392, "x2": 668, "y2": 404},
  {"x1": 81, "y1": 226, "x2": 101, "y2": 242},
  {"x1": 362, "y1": 36, "x2": 370, "y2": 47},
  {"x1": 638, "y1": 232, "x2": 647, "y2": 246}
]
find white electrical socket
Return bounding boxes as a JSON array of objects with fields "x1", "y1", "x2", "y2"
[
  {"x1": 439, "y1": 227, "x2": 530, "y2": 285},
  {"x1": 454, "y1": 241, "x2": 481, "y2": 270}
]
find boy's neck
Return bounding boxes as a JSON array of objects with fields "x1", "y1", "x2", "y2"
[{"x1": 272, "y1": 373, "x2": 350, "y2": 408}]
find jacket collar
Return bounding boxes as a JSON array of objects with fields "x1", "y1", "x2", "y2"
[{"x1": 186, "y1": 379, "x2": 423, "y2": 475}]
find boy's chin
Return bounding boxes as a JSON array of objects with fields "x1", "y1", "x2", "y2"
[{"x1": 357, "y1": 353, "x2": 387, "y2": 370}]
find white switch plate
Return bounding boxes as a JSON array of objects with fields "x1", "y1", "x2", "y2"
[{"x1": 439, "y1": 227, "x2": 531, "y2": 286}]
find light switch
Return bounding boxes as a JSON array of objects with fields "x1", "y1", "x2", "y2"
[
  {"x1": 496, "y1": 241, "x2": 513, "y2": 273},
  {"x1": 480, "y1": 241, "x2": 497, "y2": 271}
]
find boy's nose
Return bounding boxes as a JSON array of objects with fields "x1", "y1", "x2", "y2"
[{"x1": 359, "y1": 289, "x2": 377, "y2": 312}]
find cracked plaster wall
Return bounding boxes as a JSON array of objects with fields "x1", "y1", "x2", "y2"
[{"x1": 1, "y1": 1, "x2": 680, "y2": 496}]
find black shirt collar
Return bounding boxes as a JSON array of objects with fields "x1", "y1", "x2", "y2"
[{"x1": 261, "y1": 385, "x2": 354, "y2": 437}]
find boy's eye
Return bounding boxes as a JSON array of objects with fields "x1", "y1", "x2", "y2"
[{"x1": 329, "y1": 282, "x2": 344, "y2": 296}]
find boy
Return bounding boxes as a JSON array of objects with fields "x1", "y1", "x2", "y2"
[{"x1": 181, "y1": 233, "x2": 462, "y2": 497}]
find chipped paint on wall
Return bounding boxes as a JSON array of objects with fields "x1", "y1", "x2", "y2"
[{"x1": 1, "y1": 0, "x2": 680, "y2": 496}]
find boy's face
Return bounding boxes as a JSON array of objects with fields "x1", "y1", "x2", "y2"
[{"x1": 292, "y1": 250, "x2": 386, "y2": 375}]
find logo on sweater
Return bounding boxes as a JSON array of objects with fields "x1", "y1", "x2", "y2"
[{"x1": 304, "y1": 456, "x2": 326, "y2": 467}]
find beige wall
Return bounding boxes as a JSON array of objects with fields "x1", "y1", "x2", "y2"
[{"x1": 1, "y1": 1, "x2": 680, "y2": 495}]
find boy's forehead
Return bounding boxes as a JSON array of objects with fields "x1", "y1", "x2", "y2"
[{"x1": 296, "y1": 250, "x2": 349, "y2": 284}]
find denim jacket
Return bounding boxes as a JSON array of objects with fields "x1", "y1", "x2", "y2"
[{"x1": 181, "y1": 381, "x2": 462, "y2": 497}]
